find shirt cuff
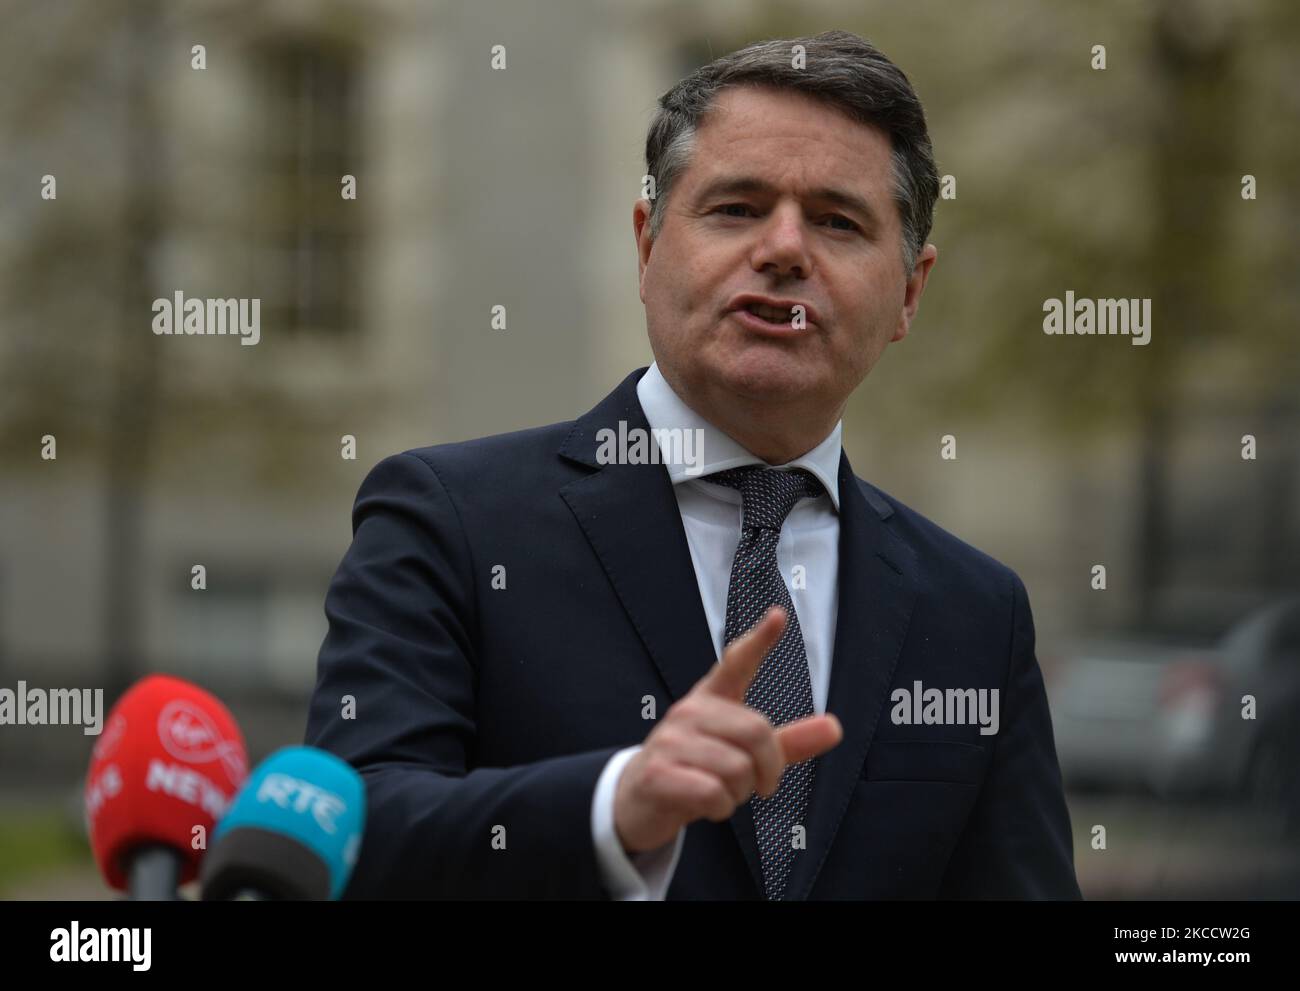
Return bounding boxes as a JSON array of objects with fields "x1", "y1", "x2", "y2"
[{"x1": 591, "y1": 745, "x2": 685, "y2": 900}]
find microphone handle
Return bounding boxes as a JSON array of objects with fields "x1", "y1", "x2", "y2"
[{"x1": 127, "y1": 845, "x2": 183, "y2": 900}]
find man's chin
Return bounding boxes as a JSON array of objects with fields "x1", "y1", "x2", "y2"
[{"x1": 712, "y1": 356, "x2": 816, "y2": 401}]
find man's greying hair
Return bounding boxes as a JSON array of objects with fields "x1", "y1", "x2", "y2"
[{"x1": 644, "y1": 30, "x2": 938, "y2": 275}]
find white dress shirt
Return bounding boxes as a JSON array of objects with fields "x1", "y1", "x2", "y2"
[{"x1": 590, "y1": 361, "x2": 843, "y2": 899}]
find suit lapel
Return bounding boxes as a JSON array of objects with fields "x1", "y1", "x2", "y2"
[
  {"x1": 557, "y1": 368, "x2": 767, "y2": 895},
  {"x1": 782, "y1": 450, "x2": 919, "y2": 901}
]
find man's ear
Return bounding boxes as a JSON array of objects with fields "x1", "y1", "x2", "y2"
[
  {"x1": 633, "y1": 199, "x2": 654, "y2": 301},
  {"x1": 893, "y1": 242, "x2": 938, "y2": 343}
]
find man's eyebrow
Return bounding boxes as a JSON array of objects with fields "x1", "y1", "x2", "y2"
[{"x1": 692, "y1": 175, "x2": 881, "y2": 227}]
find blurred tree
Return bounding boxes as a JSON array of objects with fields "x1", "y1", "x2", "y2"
[{"x1": 729, "y1": 0, "x2": 1298, "y2": 629}]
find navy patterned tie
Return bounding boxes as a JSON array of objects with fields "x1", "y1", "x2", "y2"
[{"x1": 707, "y1": 464, "x2": 824, "y2": 900}]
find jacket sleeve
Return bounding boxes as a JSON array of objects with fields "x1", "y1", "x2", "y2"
[
  {"x1": 938, "y1": 571, "x2": 1083, "y2": 899},
  {"x1": 304, "y1": 451, "x2": 619, "y2": 899}
]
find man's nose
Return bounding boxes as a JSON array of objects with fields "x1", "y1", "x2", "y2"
[{"x1": 750, "y1": 205, "x2": 812, "y2": 278}]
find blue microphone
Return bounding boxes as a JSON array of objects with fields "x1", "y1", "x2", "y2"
[{"x1": 200, "y1": 746, "x2": 365, "y2": 900}]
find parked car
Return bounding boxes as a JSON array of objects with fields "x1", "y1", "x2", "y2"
[{"x1": 1050, "y1": 597, "x2": 1300, "y2": 827}]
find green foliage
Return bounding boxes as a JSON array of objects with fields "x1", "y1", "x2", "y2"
[{"x1": 0, "y1": 810, "x2": 93, "y2": 896}]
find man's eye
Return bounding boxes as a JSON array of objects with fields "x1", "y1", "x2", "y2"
[{"x1": 715, "y1": 204, "x2": 857, "y2": 232}]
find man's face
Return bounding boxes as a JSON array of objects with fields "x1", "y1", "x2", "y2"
[{"x1": 634, "y1": 85, "x2": 936, "y2": 424}]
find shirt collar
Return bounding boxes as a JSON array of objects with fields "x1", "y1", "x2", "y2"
[{"x1": 635, "y1": 361, "x2": 842, "y2": 512}]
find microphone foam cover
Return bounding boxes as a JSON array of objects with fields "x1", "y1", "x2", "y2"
[
  {"x1": 201, "y1": 745, "x2": 365, "y2": 900},
  {"x1": 84, "y1": 674, "x2": 248, "y2": 890}
]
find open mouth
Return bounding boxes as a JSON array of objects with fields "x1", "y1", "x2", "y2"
[{"x1": 739, "y1": 302, "x2": 798, "y2": 327}]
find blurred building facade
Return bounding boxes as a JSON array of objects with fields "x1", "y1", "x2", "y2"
[{"x1": 1, "y1": 0, "x2": 1296, "y2": 782}]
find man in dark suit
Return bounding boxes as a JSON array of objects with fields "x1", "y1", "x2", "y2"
[{"x1": 305, "y1": 30, "x2": 1080, "y2": 900}]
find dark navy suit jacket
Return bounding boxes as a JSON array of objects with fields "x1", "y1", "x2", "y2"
[{"x1": 304, "y1": 366, "x2": 1082, "y2": 899}]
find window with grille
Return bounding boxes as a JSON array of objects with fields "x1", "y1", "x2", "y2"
[{"x1": 252, "y1": 38, "x2": 362, "y2": 336}]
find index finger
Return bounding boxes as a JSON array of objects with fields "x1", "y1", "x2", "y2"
[{"x1": 697, "y1": 605, "x2": 787, "y2": 702}]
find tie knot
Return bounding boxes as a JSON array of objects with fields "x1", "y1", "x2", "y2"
[{"x1": 706, "y1": 465, "x2": 824, "y2": 532}]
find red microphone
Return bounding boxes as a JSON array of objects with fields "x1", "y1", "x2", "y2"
[{"x1": 84, "y1": 674, "x2": 248, "y2": 899}]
